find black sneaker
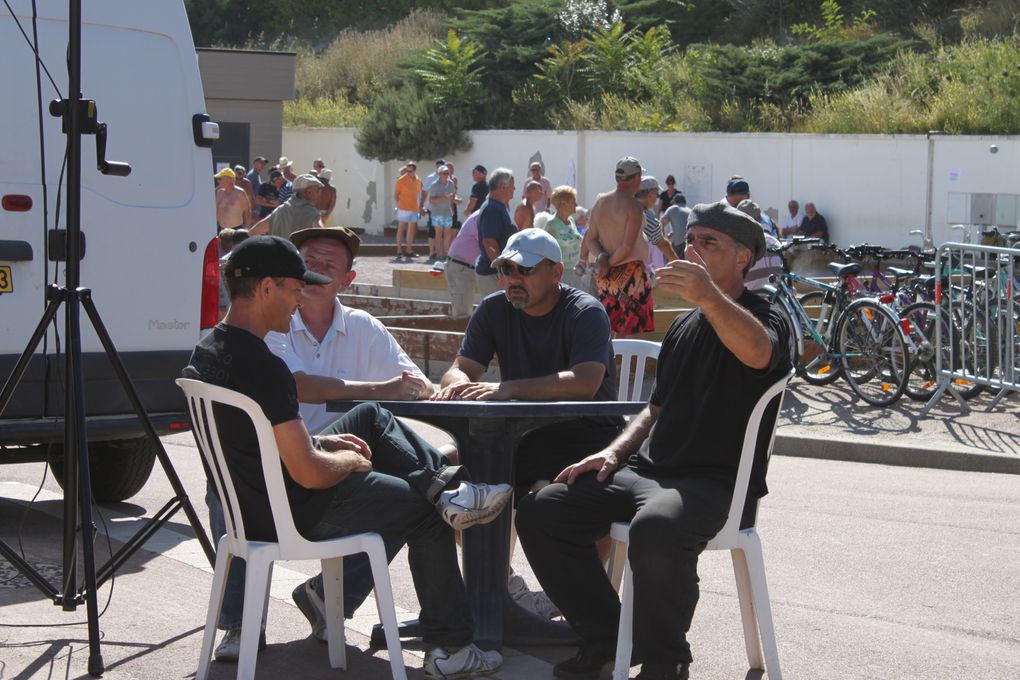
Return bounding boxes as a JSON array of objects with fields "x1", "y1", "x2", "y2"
[
  {"x1": 405, "y1": 251, "x2": 420, "y2": 258},
  {"x1": 552, "y1": 643, "x2": 615, "y2": 679},
  {"x1": 635, "y1": 662, "x2": 690, "y2": 680}
]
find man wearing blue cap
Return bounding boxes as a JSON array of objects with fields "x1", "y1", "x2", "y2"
[
  {"x1": 517, "y1": 203, "x2": 792, "y2": 680},
  {"x1": 184, "y1": 235, "x2": 509, "y2": 678}
]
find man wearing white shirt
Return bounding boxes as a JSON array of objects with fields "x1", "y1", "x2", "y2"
[
  {"x1": 265, "y1": 225, "x2": 433, "y2": 434},
  {"x1": 781, "y1": 199, "x2": 803, "y2": 237}
]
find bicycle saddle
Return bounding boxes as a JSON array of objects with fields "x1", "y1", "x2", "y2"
[{"x1": 828, "y1": 262, "x2": 861, "y2": 277}]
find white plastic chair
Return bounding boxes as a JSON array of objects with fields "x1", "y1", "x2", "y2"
[
  {"x1": 176, "y1": 379, "x2": 407, "y2": 680},
  {"x1": 607, "y1": 369, "x2": 793, "y2": 680},
  {"x1": 612, "y1": 339, "x2": 661, "y2": 404}
]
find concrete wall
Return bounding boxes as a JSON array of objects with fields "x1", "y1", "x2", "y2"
[{"x1": 282, "y1": 127, "x2": 1020, "y2": 246}]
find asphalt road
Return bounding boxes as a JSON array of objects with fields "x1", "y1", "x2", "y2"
[{"x1": 2, "y1": 421, "x2": 1019, "y2": 680}]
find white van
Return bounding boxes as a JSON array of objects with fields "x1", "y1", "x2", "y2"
[{"x1": 1, "y1": 1, "x2": 220, "y2": 500}]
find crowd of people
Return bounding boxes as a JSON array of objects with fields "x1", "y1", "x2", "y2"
[{"x1": 195, "y1": 152, "x2": 806, "y2": 679}]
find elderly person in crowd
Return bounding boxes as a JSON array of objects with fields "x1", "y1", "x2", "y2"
[
  {"x1": 544, "y1": 185, "x2": 587, "y2": 290},
  {"x1": 250, "y1": 174, "x2": 324, "y2": 238},
  {"x1": 515, "y1": 180, "x2": 545, "y2": 230}
]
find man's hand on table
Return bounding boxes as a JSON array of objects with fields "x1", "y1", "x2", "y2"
[
  {"x1": 431, "y1": 380, "x2": 504, "y2": 401},
  {"x1": 379, "y1": 370, "x2": 432, "y2": 400},
  {"x1": 554, "y1": 450, "x2": 619, "y2": 485}
]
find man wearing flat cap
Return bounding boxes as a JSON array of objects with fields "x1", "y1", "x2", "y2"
[
  {"x1": 185, "y1": 235, "x2": 510, "y2": 677},
  {"x1": 517, "y1": 201, "x2": 791, "y2": 680},
  {"x1": 250, "y1": 174, "x2": 324, "y2": 238}
]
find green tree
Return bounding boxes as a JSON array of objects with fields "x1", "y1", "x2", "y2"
[
  {"x1": 414, "y1": 31, "x2": 487, "y2": 110},
  {"x1": 355, "y1": 87, "x2": 474, "y2": 162}
]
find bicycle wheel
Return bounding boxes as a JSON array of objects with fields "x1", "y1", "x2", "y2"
[
  {"x1": 836, "y1": 299, "x2": 909, "y2": 406},
  {"x1": 797, "y1": 291, "x2": 841, "y2": 384},
  {"x1": 900, "y1": 302, "x2": 944, "y2": 401}
]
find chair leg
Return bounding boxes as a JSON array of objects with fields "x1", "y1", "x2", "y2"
[
  {"x1": 366, "y1": 540, "x2": 408, "y2": 680},
  {"x1": 196, "y1": 544, "x2": 232, "y2": 680},
  {"x1": 612, "y1": 559, "x2": 634, "y2": 680},
  {"x1": 607, "y1": 538, "x2": 627, "y2": 592},
  {"x1": 237, "y1": 553, "x2": 272, "y2": 680},
  {"x1": 322, "y1": 557, "x2": 347, "y2": 669},
  {"x1": 731, "y1": 547, "x2": 764, "y2": 671},
  {"x1": 742, "y1": 533, "x2": 782, "y2": 680}
]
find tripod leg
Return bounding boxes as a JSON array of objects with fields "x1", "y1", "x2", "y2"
[
  {"x1": 64, "y1": 292, "x2": 105, "y2": 676},
  {"x1": 79, "y1": 290, "x2": 215, "y2": 564}
]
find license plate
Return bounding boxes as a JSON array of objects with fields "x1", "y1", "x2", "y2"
[{"x1": 0, "y1": 266, "x2": 11, "y2": 293}]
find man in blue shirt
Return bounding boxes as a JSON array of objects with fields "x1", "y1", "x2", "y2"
[{"x1": 474, "y1": 167, "x2": 516, "y2": 297}]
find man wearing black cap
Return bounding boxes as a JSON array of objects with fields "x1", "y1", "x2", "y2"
[
  {"x1": 517, "y1": 201, "x2": 791, "y2": 680},
  {"x1": 255, "y1": 169, "x2": 284, "y2": 219},
  {"x1": 465, "y1": 164, "x2": 489, "y2": 215},
  {"x1": 185, "y1": 235, "x2": 509, "y2": 677}
]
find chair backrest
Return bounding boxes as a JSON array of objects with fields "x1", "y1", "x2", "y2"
[
  {"x1": 612, "y1": 338, "x2": 661, "y2": 402},
  {"x1": 177, "y1": 378, "x2": 305, "y2": 551},
  {"x1": 715, "y1": 369, "x2": 794, "y2": 540}
]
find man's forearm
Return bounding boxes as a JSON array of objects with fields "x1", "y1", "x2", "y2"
[
  {"x1": 295, "y1": 373, "x2": 386, "y2": 402},
  {"x1": 699, "y1": 293, "x2": 773, "y2": 370},
  {"x1": 440, "y1": 365, "x2": 475, "y2": 389},
  {"x1": 498, "y1": 370, "x2": 599, "y2": 401},
  {"x1": 606, "y1": 405, "x2": 657, "y2": 459}
]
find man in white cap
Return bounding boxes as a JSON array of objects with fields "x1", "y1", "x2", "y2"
[
  {"x1": 250, "y1": 174, "x2": 324, "y2": 238},
  {"x1": 435, "y1": 228, "x2": 624, "y2": 618},
  {"x1": 214, "y1": 167, "x2": 251, "y2": 232},
  {"x1": 277, "y1": 156, "x2": 296, "y2": 202}
]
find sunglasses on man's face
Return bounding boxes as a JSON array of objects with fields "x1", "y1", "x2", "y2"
[{"x1": 496, "y1": 261, "x2": 545, "y2": 277}]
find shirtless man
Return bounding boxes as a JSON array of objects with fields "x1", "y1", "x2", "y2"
[
  {"x1": 214, "y1": 168, "x2": 250, "y2": 232},
  {"x1": 582, "y1": 156, "x2": 654, "y2": 337}
]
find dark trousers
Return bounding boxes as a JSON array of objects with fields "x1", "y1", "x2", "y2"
[
  {"x1": 208, "y1": 403, "x2": 472, "y2": 647},
  {"x1": 516, "y1": 467, "x2": 731, "y2": 666}
]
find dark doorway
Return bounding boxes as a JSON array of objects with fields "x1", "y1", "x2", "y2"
[{"x1": 212, "y1": 122, "x2": 251, "y2": 171}]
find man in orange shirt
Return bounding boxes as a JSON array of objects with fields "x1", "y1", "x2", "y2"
[{"x1": 394, "y1": 162, "x2": 423, "y2": 262}]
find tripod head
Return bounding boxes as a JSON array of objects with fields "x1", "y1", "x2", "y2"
[{"x1": 49, "y1": 98, "x2": 131, "y2": 177}]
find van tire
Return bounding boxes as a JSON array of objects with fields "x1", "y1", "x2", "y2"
[{"x1": 49, "y1": 437, "x2": 158, "y2": 503}]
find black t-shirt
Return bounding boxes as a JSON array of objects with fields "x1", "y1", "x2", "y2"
[
  {"x1": 257, "y1": 183, "x2": 279, "y2": 218},
  {"x1": 629, "y1": 290, "x2": 791, "y2": 499},
  {"x1": 459, "y1": 285, "x2": 624, "y2": 446},
  {"x1": 183, "y1": 323, "x2": 333, "y2": 541},
  {"x1": 801, "y1": 213, "x2": 829, "y2": 243},
  {"x1": 470, "y1": 180, "x2": 489, "y2": 204},
  {"x1": 475, "y1": 199, "x2": 515, "y2": 275}
]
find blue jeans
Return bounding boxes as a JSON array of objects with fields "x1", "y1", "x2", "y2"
[{"x1": 207, "y1": 403, "x2": 472, "y2": 647}]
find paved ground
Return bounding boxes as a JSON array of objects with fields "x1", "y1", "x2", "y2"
[{"x1": 2, "y1": 245, "x2": 1018, "y2": 679}]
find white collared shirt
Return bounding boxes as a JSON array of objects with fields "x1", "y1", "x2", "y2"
[
  {"x1": 782, "y1": 213, "x2": 803, "y2": 230},
  {"x1": 265, "y1": 299, "x2": 424, "y2": 434}
]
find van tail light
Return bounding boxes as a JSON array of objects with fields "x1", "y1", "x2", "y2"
[
  {"x1": 2, "y1": 195, "x2": 33, "y2": 211},
  {"x1": 200, "y1": 237, "x2": 220, "y2": 330}
]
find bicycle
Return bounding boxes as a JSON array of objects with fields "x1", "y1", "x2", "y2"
[{"x1": 764, "y1": 240, "x2": 910, "y2": 406}]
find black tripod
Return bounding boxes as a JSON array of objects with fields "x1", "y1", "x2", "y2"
[{"x1": 0, "y1": 2, "x2": 214, "y2": 676}]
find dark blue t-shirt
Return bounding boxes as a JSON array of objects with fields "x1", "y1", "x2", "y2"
[
  {"x1": 459, "y1": 285, "x2": 624, "y2": 445},
  {"x1": 475, "y1": 198, "x2": 515, "y2": 275}
]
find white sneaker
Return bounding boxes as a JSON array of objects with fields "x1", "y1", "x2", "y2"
[
  {"x1": 508, "y1": 572, "x2": 561, "y2": 619},
  {"x1": 437, "y1": 482, "x2": 513, "y2": 531},
  {"x1": 432, "y1": 260, "x2": 446, "y2": 272},
  {"x1": 213, "y1": 627, "x2": 266, "y2": 662},
  {"x1": 424, "y1": 643, "x2": 502, "y2": 679}
]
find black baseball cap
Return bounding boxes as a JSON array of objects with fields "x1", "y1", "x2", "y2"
[
  {"x1": 269, "y1": 169, "x2": 284, "y2": 180},
  {"x1": 473, "y1": 164, "x2": 487, "y2": 174},
  {"x1": 224, "y1": 235, "x2": 331, "y2": 284},
  {"x1": 252, "y1": 156, "x2": 267, "y2": 163}
]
